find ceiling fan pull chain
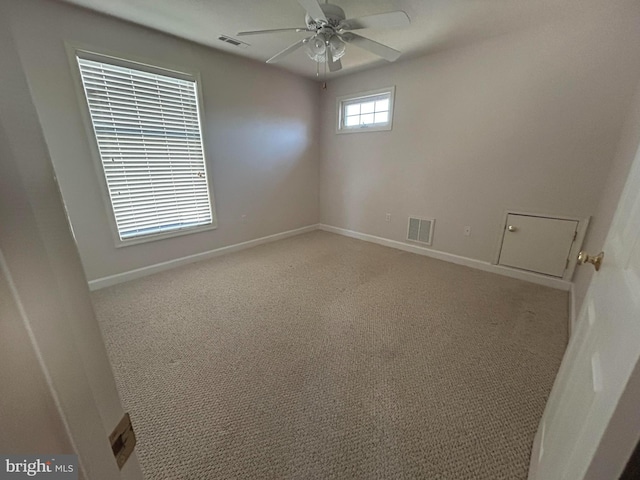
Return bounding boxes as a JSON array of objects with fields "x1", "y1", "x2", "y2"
[{"x1": 324, "y1": 55, "x2": 328, "y2": 89}]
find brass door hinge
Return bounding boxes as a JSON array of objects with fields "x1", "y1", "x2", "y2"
[{"x1": 109, "y1": 412, "x2": 136, "y2": 469}]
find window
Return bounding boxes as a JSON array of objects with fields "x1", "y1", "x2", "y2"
[
  {"x1": 76, "y1": 52, "x2": 215, "y2": 244},
  {"x1": 337, "y1": 87, "x2": 395, "y2": 133}
]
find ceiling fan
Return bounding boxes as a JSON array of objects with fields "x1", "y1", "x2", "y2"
[{"x1": 237, "y1": 0, "x2": 411, "y2": 73}]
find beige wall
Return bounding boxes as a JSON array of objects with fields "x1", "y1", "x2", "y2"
[
  {"x1": 5, "y1": 0, "x2": 640, "y2": 295},
  {"x1": 319, "y1": 3, "x2": 640, "y2": 266},
  {"x1": 4, "y1": 0, "x2": 320, "y2": 282},
  {"x1": 572, "y1": 78, "x2": 640, "y2": 314}
]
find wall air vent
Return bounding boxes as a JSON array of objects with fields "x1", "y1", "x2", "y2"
[
  {"x1": 218, "y1": 35, "x2": 249, "y2": 48},
  {"x1": 407, "y1": 217, "x2": 434, "y2": 245}
]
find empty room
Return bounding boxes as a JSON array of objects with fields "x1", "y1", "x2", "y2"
[{"x1": 2, "y1": 0, "x2": 640, "y2": 479}]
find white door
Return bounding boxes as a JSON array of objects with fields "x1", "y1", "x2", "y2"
[
  {"x1": 499, "y1": 214, "x2": 578, "y2": 277},
  {"x1": 529, "y1": 141, "x2": 640, "y2": 479}
]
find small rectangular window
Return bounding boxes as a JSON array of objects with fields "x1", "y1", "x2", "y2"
[
  {"x1": 337, "y1": 87, "x2": 395, "y2": 133},
  {"x1": 76, "y1": 52, "x2": 215, "y2": 244}
]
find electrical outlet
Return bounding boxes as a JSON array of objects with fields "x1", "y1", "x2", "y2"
[
  {"x1": 464, "y1": 226, "x2": 471, "y2": 236},
  {"x1": 385, "y1": 213, "x2": 391, "y2": 222},
  {"x1": 241, "y1": 215, "x2": 247, "y2": 224}
]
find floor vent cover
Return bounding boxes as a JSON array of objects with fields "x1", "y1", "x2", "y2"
[{"x1": 407, "y1": 217, "x2": 434, "y2": 245}]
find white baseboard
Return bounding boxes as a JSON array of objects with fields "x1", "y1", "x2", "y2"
[
  {"x1": 318, "y1": 224, "x2": 571, "y2": 291},
  {"x1": 88, "y1": 224, "x2": 319, "y2": 291},
  {"x1": 90, "y1": 222, "x2": 572, "y2": 292},
  {"x1": 568, "y1": 283, "x2": 576, "y2": 337}
]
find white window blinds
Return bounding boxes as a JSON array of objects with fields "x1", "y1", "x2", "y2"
[{"x1": 77, "y1": 55, "x2": 213, "y2": 241}]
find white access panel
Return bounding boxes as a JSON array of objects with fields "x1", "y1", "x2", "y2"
[{"x1": 498, "y1": 214, "x2": 578, "y2": 277}]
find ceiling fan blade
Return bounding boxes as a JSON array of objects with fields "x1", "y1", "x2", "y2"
[
  {"x1": 327, "y1": 55, "x2": 342, "y2": 73},
  {"x1": 297, "y1": 0, "x2": 327, "y2": 23},
  {"x1": 237, "y1": 27, "x2": 308, "y2": 36},
  {"x1": 339, "y1": 11, "x2": 410, "y2": 31},
  {"x1": 340, "y1": 33, "x2": 401, "y2": 62},
  {"x1": 266, "y1": 38, "x2": 308, "y2": 64}
]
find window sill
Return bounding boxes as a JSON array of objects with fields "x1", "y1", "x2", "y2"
[
  {"x1": 336, "y1": 124, "x2": 393, "y2": 134},
  {"x1": 114, "y1": 222, "x2": 218, "y2": 248}
]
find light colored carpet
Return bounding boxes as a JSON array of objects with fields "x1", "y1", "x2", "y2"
[{"x1": 92, "y1": 231, "x2": 568, "y2": 479}]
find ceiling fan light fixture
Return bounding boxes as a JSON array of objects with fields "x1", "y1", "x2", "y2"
[
  {"x1": 328, "y1": 35, "x2": 346, "y2": 61},
  {"x1": 306, "y1": 33, "x2": 328, "y2": 62}
]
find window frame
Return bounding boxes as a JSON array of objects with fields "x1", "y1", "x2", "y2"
[
  {"x1": 336, "y1": 86, "x2": 395, "y2": 134},
  {"x1": 68, "y1": 44, "x2": 217, "y2": 248}
]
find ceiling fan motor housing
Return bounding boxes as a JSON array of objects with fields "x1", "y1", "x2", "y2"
[{"x1": 305, "y1": 3, "x2": 346, "y2": 30}]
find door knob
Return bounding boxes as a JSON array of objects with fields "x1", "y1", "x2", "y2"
[
  {"x1": 577, "y1": 251, "x2": 604, "y2": 271},
  {"x1": 507, "y1": 225, "x2": 517, "y2": 232}
]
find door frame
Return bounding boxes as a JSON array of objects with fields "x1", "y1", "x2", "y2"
[
  {"x1": 0, "y1": 8, "x2": 143, "y2": 478},
  {"x1": 491, "y1": 209, "x2": 590, "y2": 281},
  {"x1": 528, "y1": 117, "x2": 640, "y2": 479}
]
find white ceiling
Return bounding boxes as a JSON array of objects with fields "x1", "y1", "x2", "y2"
[{"x1": 59, "y1": 0, "x2": 597, "y2": 79}]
